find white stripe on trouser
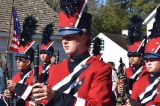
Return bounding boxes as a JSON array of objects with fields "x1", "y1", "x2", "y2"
[{"x1": 75, "y1": 97, "x2": 85, "y2": 106}]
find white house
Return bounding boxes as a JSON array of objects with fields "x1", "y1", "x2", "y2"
[
  {"x1": 94, "y1": 33, "x2": 129, "y2": 69},
  {"x1": 143, "y1": 5, "x2": 160, "y2": 36}
]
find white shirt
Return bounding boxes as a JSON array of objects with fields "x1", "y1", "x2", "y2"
[{"x1": 112, "y1": 68, "x2": 118, "y2": 91}]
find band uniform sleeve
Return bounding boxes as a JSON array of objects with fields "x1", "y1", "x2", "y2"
[
  {"x1": 86, "y1": 63, "x2": 113, "y2": 106},
  {"x1": 130, "y1": 80, "x2": 139, "y2": 101}
]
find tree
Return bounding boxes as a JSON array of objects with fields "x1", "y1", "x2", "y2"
[
  {"x1": 92, "y1": 0, "x2": 129, "y2": 35},
  {"x1": 92, "y1": 0, "x2": 158, "y2": 35},
  {"x1": 44, "y1": 0, "x2": 159, "y2": 35}
]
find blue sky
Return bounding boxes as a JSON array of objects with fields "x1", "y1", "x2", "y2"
[{"x1": 98, "y1": 0, "x2": 107, "y2": 5}]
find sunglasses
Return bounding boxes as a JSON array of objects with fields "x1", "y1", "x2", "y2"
[{"x1": 15, "y1": 57, "x2": 27, "y2": 62}]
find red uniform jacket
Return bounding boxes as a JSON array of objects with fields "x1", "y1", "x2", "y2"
[
  {"x1": 12, "y1": 70, "x2": 34, "y2": 106},
  {"x1": 125, "y1": 65, "x2": 148, "y2": 80},
  {"x1": 47, "y1": 56, "x2": 113, "y2": 106},
  {"x1": 126, "y1": 65, "x2": 148, "y2": 92},
  {"x1": 131, "y1": 73, "x2": 160, "y2": 106}
]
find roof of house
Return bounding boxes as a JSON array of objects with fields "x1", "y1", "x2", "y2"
[
  {"x1": 0, "y1": 1, "x2": 128, "y2": 51},
  {"x1": 0, "y1": 0, "x2": 58, "y2": 34},
  {"x1": 104, "y1": 33, "x2": 128, "y2": 50}
]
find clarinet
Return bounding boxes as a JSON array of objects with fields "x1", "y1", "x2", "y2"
[
  {"x1": 33, "y1": 45, "x2": 40, "y2": 106},
  {"x1": 118, "y1": 57, "x2": 129, "y2": 106},
  {"x1": 34, "y1": 45, "x2": 39, "y2": 84},
  {"x1": 123, "y1": 72, "x2": 130, "y2": 104},
  {"x1": 2, "y1": 53, "x2": 14, "y2": 106}
]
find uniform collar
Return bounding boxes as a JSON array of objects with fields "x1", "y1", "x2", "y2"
[
  {"x1": 131, "y1": 64, "x2": 142, "y2": 74},
  {"x1": 68, "y1": 51, "x2": 90, "y2": 73},
  {"x1": 43, "y1": 62, "x2": 51, "y2": 66},
  {"x1": 132, "y1": 63, "x2": 143, "y2": 68},
  {"x1": 21, "y1": 67, "x2": 32, "y2": 78},
  {"x1": 149, "y1": 72, "x2": 160, "y2": 83},
  {"x1": 69, "y1": 51, "x2": 90, "y2": 63}
]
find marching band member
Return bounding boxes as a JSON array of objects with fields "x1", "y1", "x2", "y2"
[
  {"x1": 116, "y1": 15, "x2": 148, "y2": 105},
  {"x1": 4, "y1": 15, "x2": 37, "y2": 106},
  {"x1": 39, "y1": 22, "x2": 55, "y2": 84},
  {"x1": 29, "y1": 0, "x2": 113, "y2": 106},
  {"x1": 130, "y1": 7, "x2": 160, "y2": 106}
]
